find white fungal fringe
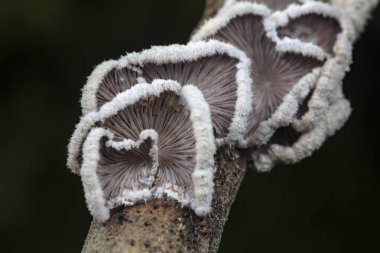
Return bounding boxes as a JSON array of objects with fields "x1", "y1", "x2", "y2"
[
  {"x1": 293, "y1": 16, "x2": 354, "y2": 132},
  {"x1": 81, "y1": 127, "x2": 113, "y2": 221},
  {"x1": 182, "y1": 85, "x2": 216, "y2": 215},
  {"x1": 253, "y1": 97, "x2": 351, "y2": 172}
]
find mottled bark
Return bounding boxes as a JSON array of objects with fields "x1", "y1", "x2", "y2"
[{"x1": 82, "y1": 146, "x2": 247, "y2": 253}]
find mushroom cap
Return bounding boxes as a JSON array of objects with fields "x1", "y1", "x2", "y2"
[
  {"x1": 125, "y1": 40, "x2": 253, "y2": 144},
  {"x1": 79, "y1": 40, "x2": 252, "y2": 145},
  {"x1": 74, "y1": 80, "x2": 216, "y2": 221},
  {"x1": 192, "y1": 1, "x2": 352, "y2": 169}
]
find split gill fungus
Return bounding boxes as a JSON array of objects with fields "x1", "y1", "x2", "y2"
[{"x1": 68, "y1": 0, "x2": 356, "y2": 221}]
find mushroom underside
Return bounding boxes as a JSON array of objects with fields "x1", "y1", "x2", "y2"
[
  {"x1": 209, "y1": 14, "x2": 323, "y2": 136},
  {"x1": 99, "y1": 92, "x2": 197, "y2": 202}
]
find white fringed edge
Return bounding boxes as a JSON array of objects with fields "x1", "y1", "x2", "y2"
[
  {"x1": 81, "y1": 127, "x2": 113, "y2": 221},
  {"x1": 253, "y1": 96, "x2": 352, "y2": 172},
  {"x1": 79, "y1": 84, "x2": 216, "y2": 221},
  {"x1": 239, "y1": 67, "x2": 321, "y2": 148},
  {"x1": 291, "y1": 12, "x2": 354, "y2": 132},
  {"x1": 67, "y1": 80, "x2": 182, "y2": 173},
  {"x1": 125, "y1": 40, "x2": 253, "y2": 146},
  {"x1": 264, "y1": 2, "x2": 343, "y2": 61},
  {"x1": 182, "y1": 85, "x2": 216, "y2": 215},
  {"x1": 81, "y1": 60, "x2": 142, "y2": 115}
]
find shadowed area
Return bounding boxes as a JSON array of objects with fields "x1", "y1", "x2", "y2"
[
  {"x1": 210, "y1": 14, "x2": 322, "y2": 135},
  {"x1": 100, "y1": 92, "x2": 196, "y2": 198},
  {"x1": 142, "y1": 55, "x2": 239, "y2": 138},
  {"x1": 268, "y1": 125, "x2": 301, "y2": 146},
  {"x1": 278, "y1": 14, "x2": 341, "y2": 55},
  {"x1": 96, "y1": 67, "x2": 139, "y2": 109}
]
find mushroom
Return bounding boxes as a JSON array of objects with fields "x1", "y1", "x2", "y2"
[
  {"x1": 73, "y1": 80, "x2": 216, "y2": 221},
  {"x1": 67, "y1": 40, "x2": 254, "y2": 221},
  {"x1": 78, "y1": 40, "x2": 252, "y2": 145},
  {"x1": 125, "y1": 40, "x2": 252, "y2": 144},
  {"x1": 192, "y1": 1, "x2": 352, "y2": 170}
]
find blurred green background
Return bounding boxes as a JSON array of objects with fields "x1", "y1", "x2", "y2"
[{"x1": 0, "y1": 0, "x2": 379, "y2": 252}]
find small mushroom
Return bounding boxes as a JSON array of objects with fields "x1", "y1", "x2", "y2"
[
  {"x1": 73, "y1": 80, "x2": 216, "y2": 221},
  {"x1": 192, "y1": 1, "x2": 352, "y2": 170}
]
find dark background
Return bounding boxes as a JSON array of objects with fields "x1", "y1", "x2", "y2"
[{"x1": 0, "y1": 0, "x2": 379, "y2": 252}]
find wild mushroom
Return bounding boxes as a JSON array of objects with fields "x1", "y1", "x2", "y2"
[
  {"x1": 192, "y1": 1, "x2": 352, "y2": 170},
  {"x1": 125, "y1": 40, "x2": 252, "y2": 144},
  {"x1": 78, "y1": 40, "x2": 252, "y2": 145},
  {"x1": 67, "y1": 40, "x2": 254, "y2": 221},
  {"x1": 72, "y1": 80, "x2": 216, "y2": 221},
  {"x1": 70, "y1": 0, "x2": 377, "y2": 252}
]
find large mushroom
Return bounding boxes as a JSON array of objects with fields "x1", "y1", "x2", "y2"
[
  {"x1": 67, "y1": 41, "x2": 253, "y2": 221},
  {"x1": 72, "y1": 80, "x2": 216, "y2": 221},
  {"x1": 79, "y1": 40, "x2": 252, "y2": 145},
  {"x1": 192, "y1": 1, "x2": 352, "y2": 170}
]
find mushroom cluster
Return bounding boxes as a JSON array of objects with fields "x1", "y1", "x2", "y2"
[
  {"x1": 68, "y1": 0, "x2": 356, "y2": 221},
  {"x1": 67, "y1": 41, "x2": 252, "y2": 221},
  {"x1": 192, "y1": 0, "x2": 353, "y2": 171}
]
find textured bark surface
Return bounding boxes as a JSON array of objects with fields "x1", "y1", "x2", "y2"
[{"x1": 82, "y1": 146, "x2": 247, "y2": 253}]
